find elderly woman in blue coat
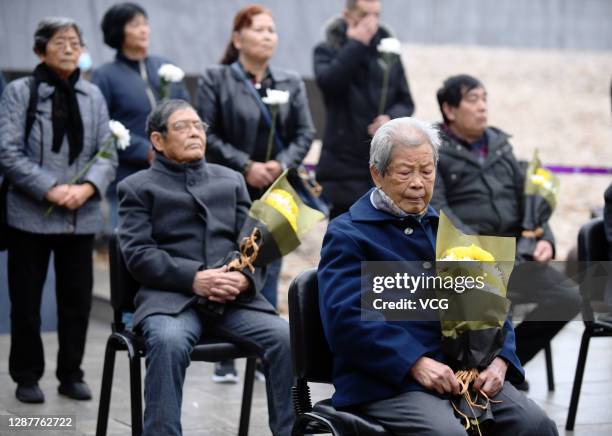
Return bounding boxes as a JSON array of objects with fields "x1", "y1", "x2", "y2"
[
  {"x1": 0, "y1": 17, "x2": 117, "y2": 404},
  {"x1": 317, "y1": 117, "x2": 558, "y2": 435},
  {"x1": 92, "y1": 2, "x2": 189, "y2": 230}
]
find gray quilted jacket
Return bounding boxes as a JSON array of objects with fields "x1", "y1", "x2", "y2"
[{"x1": 0, "y1": 76, "x2": 117, "y2": 234}]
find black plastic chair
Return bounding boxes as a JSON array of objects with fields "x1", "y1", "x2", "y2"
[
  {"x1": 95, "y1": 233, "x2": 257, "y2": 436},
  {"x1": 288, "y1": 269, "x2": 390, "y2": 435},
  {"x1": 566, "y1": 217, "x2": 612, "y2": 430}
]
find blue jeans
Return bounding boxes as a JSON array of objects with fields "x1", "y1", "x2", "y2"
[
  {"x1": 140, "y1": 306, "x2": 294, "y2": 436},
  {"x1": 260, "y1": 258, "x2": 282, "y2": 308}
]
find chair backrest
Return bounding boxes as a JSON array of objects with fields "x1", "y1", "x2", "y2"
[
  {"x1": 109, "y1": 232, "x2": 141, "y2": 331},
  {"x1": 288, "y1": 268, "x2": 333, "y2": 384},
  {"x1": 577, "y1": 217, "x2": 609, "y2": 318}
]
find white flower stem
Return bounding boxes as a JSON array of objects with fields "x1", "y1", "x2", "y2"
[
  {"x1": 160, "y1": 78, "x2": 168, "y2": 100},
  {"x1": 265, "y1": 106, "x2": 278, "y2": 162},
  {"x1": 378, "y1": 66, "x2": 390, "y2": 116}
]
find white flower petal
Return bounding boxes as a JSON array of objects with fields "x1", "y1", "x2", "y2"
[
  {"x1": 109, "y1": 120, "x2": 131, "y2": 150},
  {"x1": 158, "y1": 63, "x2": 185, "y2": 82},
  {"x1": 377, "y1": 37, "x2": 402, "y2": 55},
  {"x1": 262, "y1": 89, "x2": 290, "y2": 106}
]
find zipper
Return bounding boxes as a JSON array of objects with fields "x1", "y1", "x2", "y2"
[{"x1": 38, "y1": 118, "x2": 44, "y2": 166}]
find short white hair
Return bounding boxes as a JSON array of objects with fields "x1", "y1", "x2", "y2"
[{"x1": 369, "y1": 117, "x2": 440, "y2": 175}]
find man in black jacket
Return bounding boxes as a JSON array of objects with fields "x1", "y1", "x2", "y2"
[
  {"x1": 313, "y1": 0, "x2": 415, "y2": 219},
  {"x1": 430, "y1": 75, "x2": 581, "y2": 387},
  {"x1": 117, "y1": 99, "x2": 294, "y2": 435}
]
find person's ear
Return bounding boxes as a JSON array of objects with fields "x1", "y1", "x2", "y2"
[
  {"x1": 370, "y1": 165, "x2": 383, "y2": 188},
  {"x1": 442, "y1": 102, "x2": 456, "y2": 123},
  {"x1": 34, "y1": 48, "x2": 46, "y2": 63},
  {"x1": 231, "y1": 31, "x2": 242, "y2": 51},
  {"x1": 343, "y1": 8, "x2": 357, "y2": 26},
  {"x1": 150, "y1": 131, "x2": 164, "y2": 153}
]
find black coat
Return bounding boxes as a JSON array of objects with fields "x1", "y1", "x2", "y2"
[
  {"x1": 197, "y1": 64, "x2": 315, "y2": 172},
  {"x1": 313, "y1": 18, "x2": 415, "y2": 182},
  {"x1": 430, "y1": 126, "x2": 555, "y2": 253},
  {"x1": 117, "y1": 154, "x2": 272, "y2": 328}
]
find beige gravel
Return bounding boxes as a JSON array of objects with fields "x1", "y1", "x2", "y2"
[{"x1": 277, "y1": 43, "x2": 612, "y2": 314}]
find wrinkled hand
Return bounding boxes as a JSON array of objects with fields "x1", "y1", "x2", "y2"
[
  {"x1": 58, "y1": 183, "x2": 95, "y2": 210},
  {"x1": 245, "y1": 162, "x2": 276, "y2": 189},
  {"x1": 264, "y1": 160, "x2": 283, "y2": 179},
  {"x1": 533, "y1": 240, "x2": 553, "y2": 262},
  {"x1": 367, "y1": 115, "x2": 391, "y2": 136},
  {"x1": 192, "y1": 266, "x2": 249, "y2": 303},
  {"x1": 472, "y1": 357, "x2": 507, "y2": 398},
  {"x1": 45, "y1": 184, "x2": 71, "y2": 205},
  {"x1": 346, "y1": 13, "x2": 378, "y2": 45},
  {"x1": 410, "y1": 356, "x2": 460, "y2": 395}
]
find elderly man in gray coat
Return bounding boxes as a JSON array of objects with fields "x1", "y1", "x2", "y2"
[{"x1": 117, "y1": 99, "x2": 294, "y2": 436}]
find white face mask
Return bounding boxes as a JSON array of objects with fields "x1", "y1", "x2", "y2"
[{"x1": 78, "y1": 51, "x2": 92, "y2": 72}]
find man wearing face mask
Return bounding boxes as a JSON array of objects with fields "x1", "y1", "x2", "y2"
[{"x1": 313, "y1": 0, "x2": 415, "y2": 219}]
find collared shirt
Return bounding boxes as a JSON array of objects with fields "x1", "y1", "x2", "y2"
[{"x1": 441, "y1": 123, "x2": 488, "y2": 164}]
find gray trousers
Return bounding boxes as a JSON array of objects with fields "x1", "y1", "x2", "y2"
[
  {"x1": 354, "y1": 382, "x2": 558, "y2": 436},
  {"x1": 140, "y1": 306, "x2": 294, "y2": 436}
]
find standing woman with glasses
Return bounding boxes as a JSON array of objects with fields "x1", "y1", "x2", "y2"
[
  {"x1": 0, "y1": 17, "x2": 117, "y2": 403},
  {"x1": 198, "y1": 4, "x2": 315, "y2": 382},
  {"x1": 92, "y1": 2, "x2": 189, "y2": 231}
]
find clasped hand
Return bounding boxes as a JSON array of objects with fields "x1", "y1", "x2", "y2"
[
  {"x1": 192, "y1": 265, "x2": 250, "y2": 303},
  {"x1": 410, "y1": 356, "x2": 507, "y2": 397},
  {"x1": 45, "y1": 183, "x2": 95, "y2": 210},
  {"x1": 245, "y1": 160, "x2": 283, "y2": 189}
]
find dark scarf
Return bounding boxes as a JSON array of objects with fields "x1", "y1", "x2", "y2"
[{"x1": 32, "y1": 63, "x2": 84, "y2": 165}]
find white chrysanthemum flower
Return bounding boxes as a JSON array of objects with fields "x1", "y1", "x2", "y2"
[
  {"x1": 109, "y1": 120, "x2": 131, "y2": 150},
  {"x1": 262, "y1": 89, "x2": 290, "y2": 106},
  {"x1": 377, "y1": 37, "x2": 402, "y2": 55},
  {"x1": 158, "y1": 63, "x2": 185, "y2": 82}
]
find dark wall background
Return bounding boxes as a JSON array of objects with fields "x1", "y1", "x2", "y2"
[
  {"x1": 1, "y1": 0, "x2": 611, "y2": 138},
  {"x1": 1, "y1": 0, "x2": 612, "y2": 77}
]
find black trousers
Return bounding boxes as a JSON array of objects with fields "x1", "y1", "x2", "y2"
[
  {"x1": 508, "y1": 261, "x2": 582, "y2": 365},
  {"x1": 7, "y1": 227, "x2": 94, "y2": 385},
  {"x1": 320, "y1": 177, "x2": 374, "y2": 220}
]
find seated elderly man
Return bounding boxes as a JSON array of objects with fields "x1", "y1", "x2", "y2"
[
  {"x1": 317, "y1": 117, "x2": 558, "y2": 435},
  {"x1": 117, "y1": 99, "x2": 294, "y2": 436},
  {"x1": 431, "y1": 75, "x2": 581, "y2": 386}
]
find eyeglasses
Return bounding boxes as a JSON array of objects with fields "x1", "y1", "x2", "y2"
[
  {"x1": 168, "y1": 120, "x2": 208, "y2": 134},
  {"x1": 49, "y1": 39, "x2": 82, "y2": 50}
]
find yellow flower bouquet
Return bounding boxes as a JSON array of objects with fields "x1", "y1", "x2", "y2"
[
  {"x1": 517, "y1": 149, "x2": 559, "y2": 260},
  {"x1": 436, "y1": 212, "x2": 516, "y2": 435}
]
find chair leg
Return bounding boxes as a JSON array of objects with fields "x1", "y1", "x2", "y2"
[
  {"x1": 238, "y1": 357, "x2": 256, "y2": 436},
  {"x1": 566, "y1": 329, "x2": 592, "y2": 430},
  {"x1": 292, "y1": 413, "x2": 341, "y2": 436},
  {"x1": 128, "y1": 351, "x2": 143, "y2": 436},
  {"x1": 95, "y1": 337, "x2": 118, "y2": 436},
  {"x1": 544, "y1": 343, "x2": 555, "y2": 392}
]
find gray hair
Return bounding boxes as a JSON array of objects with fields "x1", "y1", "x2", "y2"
[
  {"x1": 369, "y1": 117, "x2": 440, "y2": 175},
  {"x1": 33, "y1": 17, "x2": 84, "y2": 54},
  {"x1": 146, "y1": 99, "x2": 194, "y2": 138}
]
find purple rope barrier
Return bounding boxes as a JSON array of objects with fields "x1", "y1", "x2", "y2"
[
  {"x1": 302, "y1": 163, "x2": 611, "y2": 175},
  {"x1": 543, "y1": 165, "x2": 612, "y2": 175}
]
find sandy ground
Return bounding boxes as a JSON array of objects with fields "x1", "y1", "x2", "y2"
[{"x1": 277, "y1": 43, "x2": 612, "y2": 314}]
